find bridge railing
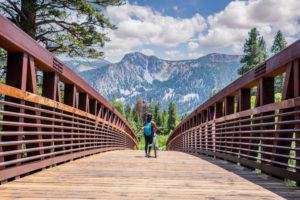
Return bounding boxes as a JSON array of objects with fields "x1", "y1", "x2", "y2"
[
  {"x1": 0, "y1": 15, "x2": 138, "y2": 183},
  {"x1": 167, "y1": 39, "x2": 300, "y2": 184}
]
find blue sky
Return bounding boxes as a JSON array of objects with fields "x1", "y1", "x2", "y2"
[
  {"x1": 99, "y1": 0, "x2": 300, "y2": 62},
  {"x1": 128, "y1": 0, "x2": 233, "y2": 18}
]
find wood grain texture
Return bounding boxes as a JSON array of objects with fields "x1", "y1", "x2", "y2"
[{"x1": 0, "y1": 150, "x2": 299, "y2": 199}]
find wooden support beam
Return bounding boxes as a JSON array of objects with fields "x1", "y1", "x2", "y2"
[
  {"x1": 294, "y1": 59, "x2": 300, "y2": 185},
  {"x1": 64, "y1": 84, "x2": 77, "y2": 152},
  {"x1": 64, "y1": 84, "x2": 77, "y2": 107},
  {"x1": 260, "y1": 77, "x2": 274, "y2": 105},
  {"x1": 215, "y1": 102, "x2": 223, "y2": 119},
  {"x1": 224, "y1": 96, "x2": 234, "y2": 115},
  {"x1": 238, "y1": 88, "x2": 251, "y2": 111},
  {"x1": 2, "y1": 52, "x2": 27, "y2": 167},
  {"x1": 42, "y1": 71, "x2": 63, "y2": 155},
  {"x1": 89, "y1": 99, "x2": 97, "y2": 115},
  {"x1": 24, "y1": 56, "x2": 43, "y2": 158},
  {"x1": 209, "y1": 106, "x2": 215, "y2": 121},
  {"x1": 257, "y1": 77, "x2": 275, "y2": 165},
  {"x1": 42, "y1": 72, "x2": 59, "y2": 100},
  {"x1": 78, "y1": 93, "x2": 89, "y2": 112}
]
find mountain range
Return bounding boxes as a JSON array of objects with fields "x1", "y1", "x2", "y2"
[{"x1": 62, "y1": 52, "x2": 242, "y2": 115}]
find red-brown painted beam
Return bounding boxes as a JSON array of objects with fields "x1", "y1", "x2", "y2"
[{"x1": 0, "y1": 14, "x2": 135, "y2": 139}]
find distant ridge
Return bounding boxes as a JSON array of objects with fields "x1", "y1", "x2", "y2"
[{"x1": 63, "y1": 52, "x2": 242, "y2": 114}]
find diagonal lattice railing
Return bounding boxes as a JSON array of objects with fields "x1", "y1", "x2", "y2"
[
  {"x1": 0, "y1": 14, "x2": 138, "y2": 183},
  {"x1": 167, "y1": 39, "x2": 300, "y2": 185}
]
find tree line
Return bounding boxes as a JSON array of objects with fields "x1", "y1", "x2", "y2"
[
  {"x1": 210, "y1": 29, "x2": 288, "y2": 98},
  {"x1": 238, "y1": 28, "x2": 287, "y2": 76},
  {"x1": 111, "y1": 95, "x2": 179, "y2": 141},
  {"x1": 238, "y1": 28, "x2": 287, "y2": 94}
]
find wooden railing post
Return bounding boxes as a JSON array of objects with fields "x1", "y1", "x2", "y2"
[
  {"x1": 294, "y1": 59, "x2": 300, "y2": 186},
  {"x1": 64, "y1": 84, "x2": 77, "y2": 152},
  {"x1": 24, "y1": 56, "x2": 44, "y2": 159},
  {"x1": 224, "y1": 96, "x2": 234, "y2": 154},
  {"x1": 259, "y1": 77, "x2": 275, "y2": 164},
  {"x1": 238, "y1": 88, "x2": 251, "y2": 163},
  {"x1": 275, "y1": 60, "x2": 300, "y2": 184},
  {"x1": 42, "y1": 72, "x2": 64, "y2": 154},
  {"x1": 2, "y1": 52, "x2": 27, "y2": 171}
]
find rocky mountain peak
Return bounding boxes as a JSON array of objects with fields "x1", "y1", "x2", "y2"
[{"x1": 63, "y1": 53, "x2": 242, "y2": 115}]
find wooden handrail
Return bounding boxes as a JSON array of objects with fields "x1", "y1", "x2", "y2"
[
  {"x1": 167, "y1": 39, "x2": 300, "y2": 185},
  {"x1": 0, "y1": 14, "x2": 138, "y2": 183}
]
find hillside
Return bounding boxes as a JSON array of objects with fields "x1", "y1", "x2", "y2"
[{"x1": 63, "y1": 52, "x2": 242, "y2": 114}]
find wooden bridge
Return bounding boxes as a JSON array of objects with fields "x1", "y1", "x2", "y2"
[
  {"x1": 1, "y1": 150, "x2": 300, "y2": 199},
  {"x1": 0, "y1": 13, "x2": 300, "y2": 199}
]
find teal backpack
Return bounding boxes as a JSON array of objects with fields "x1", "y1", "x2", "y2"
[{"x1": 144, "y1": 121, "x2": 152, "y2": 136}]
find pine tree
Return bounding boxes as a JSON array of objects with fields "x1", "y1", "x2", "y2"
[
  {"x1": 157, "y1": 112, "x2": 163, "y2": 127},
  {"x1": 0, "y1": 49, "x2": 6, "y2": 80},
  {"x1": 111, "y1": 93, "x2": 117, "y2": 107},
  {"x1": 154, "y1": 102, "x2": 160, "y2": 123},
  {"x1": 161, "y1": 110, "x2": 168, "y2": 135},
  {"x1": 0, "y1": 0, "x2": 123, "y2": 58},
  {"x1": 238, "y1": 28, "x2": 268, "y2": 75},
  {"x1": 115, "y1": 101, "x2": 125, "y2": 117},
  {"x1": 110, "y1": 94, "x2": 125, "y2": 117},
  {"x1": 271, "y1": 30, "x2": 287, "y2": 54},
  {"x1": 132, "y1": 108, "x2": 140, "y2": 124},
  {"x1": 209, "y1": 89, "x2": 220, "y2": 98},
  {"x1": 125, "y1": 103, "x2": 131, "y2": 121},
  {"x1": 271, "y1": 30, "x2": 287, "y2": 93},
  {"x1": 167, "y1": 102, "x2": 178, "y2": 133}
]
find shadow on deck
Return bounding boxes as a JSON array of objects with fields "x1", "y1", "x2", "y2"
[{"x1": 187, "y1": 152, "x2": 300, "y2": 199}]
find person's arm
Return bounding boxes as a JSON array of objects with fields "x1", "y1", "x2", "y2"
[{"x1": 151, "y1": 121, "x2": 163, "y2": 130}]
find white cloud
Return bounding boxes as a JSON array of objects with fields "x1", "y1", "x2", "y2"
[
  {"x1": 100, "y1": 0, "x2": 300, "y2": 62},
  {"x1": 165, "y1": 50, "x2": 184, "y2": 59},
  {"x1": 188, "y1": 52, "x2": 204, "y2": 59},
  {"x1": 102, "y1": 48, "x2": 132, "y2": 63},
  {"x1": 199, "y1": 0, "x2": 300, "y2": 50},
  {"x1": 173, "y1": 6, "x2": 178, "y2": 11},
  {"x1": 103, "y1": 2, "x2": 206, "y2": 62},
  {"x1": 140, "y1": 48, "x2": 155, "y2": 56},
  {"x1": 187, "y1": 42, "x2": 199, "y2": 51},
  {"x1": 231, "y1": 43, "x2": 243, "y2": 54}
]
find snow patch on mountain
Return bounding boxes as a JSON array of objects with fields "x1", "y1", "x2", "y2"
[
  {"x1": 120, "y1": 89, "x2": 131, "y2": 95},
  {"x1": 152, "y1": 63, "x2": 171, "y2": 81},
  {"x1": 130, "y1": 91, "x2": 140, "y2": 97},
  {"x1": 77, "y1": 65, "x2": 95, "y2": 72},
  {"x1": 143, "y1": 69, "x2": 153, "y2": 84},
  {"x1": 117, "y1": 97, "x2": 126, "y2": 102},
  {"x1": 163, "y1": 88, "x2": 175, "y2": 101},
  {"x1": 179, "y1": 93, "x2": 200, "y2": 102}
]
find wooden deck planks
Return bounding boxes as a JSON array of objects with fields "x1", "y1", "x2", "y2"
[{"x1": 0, "y1": 150, "x2": 300, "y2": 199}]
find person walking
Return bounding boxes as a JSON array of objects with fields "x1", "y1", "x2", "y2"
[{"x1": 143, "y1": 113, "x2": 162, "y2": 157}]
